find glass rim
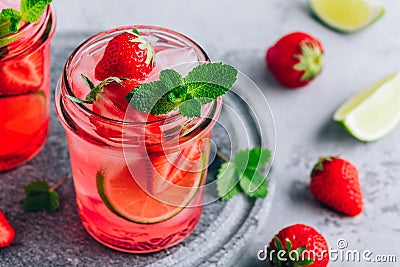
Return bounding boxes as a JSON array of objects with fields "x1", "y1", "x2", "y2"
[
  {"x1": 61, "y1": 25, "x2": 216, "y2": 126},
  {"x1": 0, "y1": 5, "x2": 52, "y2": 40}
]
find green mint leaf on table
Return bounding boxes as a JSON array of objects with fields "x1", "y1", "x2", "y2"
[
  {"x1": 216, "y1": 162, "x2": 240, "y2": 201},
  {"x1": 67, "y1": 75, "x2": 125, "y2": 104},
  {"x1": 235, "y1": 147, "x2": 272, "y2": 172},
  {"x1": 20, "y1": 0, "x2": 52, "y2": 22},
  {"x1": 126, "y1": 62, "x2": 238, "y2": 118},
  {"x1": 23, "y1": 176, "x2": 68, "y2": 213},
  {"x1": 216, "y1": 147, "x2": 271, "y2": 200},
  {"x1": 239, "y1": 169, "x2": 268, "y2": 198}
]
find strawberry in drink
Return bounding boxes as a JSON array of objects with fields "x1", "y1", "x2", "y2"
[
  {"x1": 0, "y1": 3, "x2": 55, "y2": 171},
  {"x1": 56, "y1": 26, "x2": 222, "y2": 253}
]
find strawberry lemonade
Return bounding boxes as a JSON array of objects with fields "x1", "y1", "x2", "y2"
[
  {"x1": 55, "y1": 26, "x2": 226, "y2": 252},
  {"x1": 0, "y1": 4, "x2": 55, "y2": 171}
]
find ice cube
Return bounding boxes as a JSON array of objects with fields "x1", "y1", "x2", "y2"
[
  {"x1": 71, "y1": 55, "x2": 97, "y2": 99},
  {"x1": 147, "y1": 47, "x2": 200, "y2": 81}
]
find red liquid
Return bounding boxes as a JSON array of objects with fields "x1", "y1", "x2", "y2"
[
  {"x1": 55, "y1": 26, "x2": 220, "y2": 253},
  {"x1": 67, "y1": 130, "x2": 211, "y2": 253},
  {"x1": 0, "y1": 8, "x2": 55, "y2": 171}
]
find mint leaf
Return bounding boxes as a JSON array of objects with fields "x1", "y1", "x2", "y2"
[
  {"x1": 0, "y1": 0, "x2": 51, "y2": 39},
  {"x1": 23, "y1": 179, "x2": 59, "y2": 213},
  {"x1": 20, "y1": 0, "x2": 52, "y2": 22},
  {"x1": 23, "y1": 176, "x2": 68, "y2": 213},
  {"x1": 235, "y1": 148, "x2": 270, "y2": 198},
  {"x1": 0, "y1": 9, "x2": 21, "y2": 32},
  {"x1": 126, "y1": 81, "x2": 176, "y2": 115},
  {"x1": 0, "y1": 8, "x2": 21, "y2": 36},
  {"x1": 185, "y1": 63, "x2": 237, "y2": 105},
  {"x1": 185, "y1": 62, "x2": 238, "y2": 90},
  {"x1": 160, "y1": 69, "x2": 188, "y2": 104},
  {"x1": 25, "y1": 179, "x2": 50, "y2": 194},
  {"x1": 179, "y1": 98, "x2": 201, "y2": 118},
  {"x1": 127, "y1": 62, "x2": 238, "y2": 118},
  {"x1": 239, "y1": 170, "x2": 268, "y2": 198},
  {"x1": 216, "y1": 147, "x2": 271, "y2": 200},
  {"x1": 160, "y1": 69, "x2": 184, "y2": 91},
  {"x1": 216, "y1": 162, "x2": 240, "y2": 201},
  {"x1": 235, "y1": 147, "x2": 271, "y2": 172}
]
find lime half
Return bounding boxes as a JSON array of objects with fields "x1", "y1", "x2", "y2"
[
  {"x1": 334, "y1": 73, "x2": 400, "y2": 142},
  {"x1": 309, "y1": 0, "x2": 385, "y2": 33},
  {"x1": 97, "y1": 154, "x2": 206, "y2": 224}
]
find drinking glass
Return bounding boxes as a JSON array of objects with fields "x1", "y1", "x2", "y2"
[
  {"x1": 55, "y1": 26, "x2": 222, "y2": 253},
  {"x1": 0, "y1": 5, "x2": 56, "y2": 171}
]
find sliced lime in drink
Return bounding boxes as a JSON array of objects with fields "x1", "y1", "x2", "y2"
[
  {"x1": 97, "y1": 156, "x2": 206, "y2": 224},
  {"x1": 334, "y1": 73, "x2": 400, "y2": 142},
  {"x1": 309, "y1": 0, "x2": 385, "y2": 33}
]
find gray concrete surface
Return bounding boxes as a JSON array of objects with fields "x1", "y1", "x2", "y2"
[{"x1": 2, "y1": 0, "x2": 400, "y2": 266}]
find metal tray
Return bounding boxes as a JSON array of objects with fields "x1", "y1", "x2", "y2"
[{"x1": 0, "y1": 33, "x2": 276, "y2": 267}]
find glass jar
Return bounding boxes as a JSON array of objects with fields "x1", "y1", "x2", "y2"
[
  {"x1": 55, "y1": 26, "x2": 222, "y2": 253},
  {"x1": 0, "y1": 6, "x2": 56, "y2": 171}
]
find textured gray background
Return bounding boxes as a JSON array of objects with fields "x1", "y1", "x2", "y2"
[{"x1": 2, "y1": 0, "x2": 400, "y2": 266}]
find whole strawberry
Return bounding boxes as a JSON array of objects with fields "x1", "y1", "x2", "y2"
[
  {"x1": 267, "y1": 224, "x2": 329, "y2": 267},
  {"x1": 95, "y1": 28, "x2": 155, "y2": 81},
  {"x1": 266, "y1": 32, "x2": 323, "y2": 88},
  {"x1": 310, "y1": 157, "x2": 363, "y2": 216},
  {"x1": 0, "y1": 210, "x2": 15, "y2": 248}
]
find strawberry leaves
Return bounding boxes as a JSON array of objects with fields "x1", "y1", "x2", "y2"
[
  {"x1": 267, "y1": 237, "x2": 314, "y2": 267},
  {"x1": 216, "y1": 147, "x2": 271, "y2": 200},
  {"x1": 67, "y1": 75, "x2": 126, "y2": 104}
]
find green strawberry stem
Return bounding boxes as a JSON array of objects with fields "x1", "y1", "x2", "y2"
[
  {"x1": 311, "y1": 156, "x2": 335, "y2": 176},
  {"x1": 294, "y1": 41, "x2": 323, "y2": 82},
  {"x1": 130, "y1": 28, "x2": 154, "y2": 66},
  {"x1": 50, "y1": 175, "x2": 68, "y2": 191},
  {"x1": 270, "y1": 237, "x2": 314, "y2": 266}
]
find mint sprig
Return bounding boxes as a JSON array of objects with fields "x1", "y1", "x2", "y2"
[
  {"x1": 0, "y1": 0, "x2": 52, "y2": 38},
  {"x1": 23, "y1": 176, "x2": 67, "y2": 213},
  {"x1": 217, "y1": 147, "x2": 271, "y2": 200},
  {"x1": 126, "y1": 62, "x2": 238, "y2": 118}
]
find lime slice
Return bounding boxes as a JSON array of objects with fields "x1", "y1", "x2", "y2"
[
  {"x1": 97, "y1": 155, "x2": 206, "y2": 224},
  {"x1": 309, "y1": 0, "x2": 385, "y2": 33},
  {"x1": 334, "y1": 73, "x2": 400, "y2": 142}
]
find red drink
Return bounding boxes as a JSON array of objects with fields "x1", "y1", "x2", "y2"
[
  {"x1": 0, "y1": 6, "x2": 55, "y2": 171},
  {"x1": 55, "y1": 26, "x2": 222, "y2": 253}
]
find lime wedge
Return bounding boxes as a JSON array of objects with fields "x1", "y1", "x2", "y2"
[
  {"x1": 334, "y1": 73, "x2": 400, "y2": 142},
  {"x1": 309, "y1": 0, "x2": 385, "y2": 33},
  {"x1": 97, "y1": 154, "x2": 206, "y2": 224}
]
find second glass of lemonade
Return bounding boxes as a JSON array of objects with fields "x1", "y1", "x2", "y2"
[
  {"x1": 55, "y1": 26, "x2": 222, "y2": 253},
  {"x1": 0, "y1": 5, "x2": 56, "y2": 171}
]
